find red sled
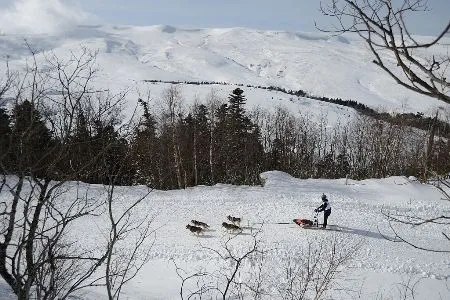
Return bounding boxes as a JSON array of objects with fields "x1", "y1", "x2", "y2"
[{"x1": 293, "y1": 217, "x2": 318, "y2": 228}]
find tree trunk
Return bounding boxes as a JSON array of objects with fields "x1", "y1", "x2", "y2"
[
  {"x1": 424, "y1": 111, "x2": 439, "y2": 180},
  {"x1": 172, "y1": 128, "x2": 182, "y2": 189},
  {"x1": 209, "y1": 127, "x2": 214, "y2": 183},
  {"x1": 193, "y1": 133, "x2": 198, "y2": 186}
]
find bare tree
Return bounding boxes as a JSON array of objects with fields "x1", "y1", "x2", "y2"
[
  {"x1": 174, "y1": 229, "x2": 266, "y2": 300},
  {"x1": 102, "y1": 164, "x2": 157, "y2": 299},
  {"x1": 371, "y1": 273, "x2": 424, "y2": 299},
  {"x1": 276, "y1": 236, "x2": 362, "y2": 300},
  {"x1": 379, "y1": 175, "x2": 450, "y2": 253},
  {"x1": 0, "y1": 45, "x2": 104, "y2": 300},
  {"x1": 0, "y1": 57, "x2": 14, "y2": 106},
  {"x1": 318, "y1": 0, "x2": 450, "y2": 179},
  {"x1": 317, "y1": 0, "x2": 450, "y2": 249},
  {"x1": 205, "y1": 88, "x2": 224, "y2": 184},
  {"x1": 0, "y1": 46, "x2": 155, "y2": 299},
  {"x1": 159, "y1": 85, "x2": 185, "y2": 189},
  {"x1": 175, "y1": 229, "x2": 361, "y2": 300},
  {"x1": 319, "y1": 0, "x2": 450, "y2": 104}
]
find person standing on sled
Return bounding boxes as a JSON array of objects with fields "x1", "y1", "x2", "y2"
[{"x1": 315, "y1": 194, "x2": 331, "y2": 228}]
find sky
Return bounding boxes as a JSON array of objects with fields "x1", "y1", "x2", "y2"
[{"x1": 0, "y1": 0, "x2": 448, "y2": 35}]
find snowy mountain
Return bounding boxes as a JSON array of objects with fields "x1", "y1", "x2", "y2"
[{"x1": 1, "y1": 24, "x2": 449, "y2": 121}]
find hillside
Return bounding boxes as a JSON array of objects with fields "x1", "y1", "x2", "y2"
[{"x1": 0, "y1": 24, "x2": 449, "y2": 121}]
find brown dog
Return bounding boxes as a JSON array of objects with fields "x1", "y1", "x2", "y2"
[
  {"x1": 186, "y1": 224, "x2": 204, "y2": 235},
  {"x1": 191, "y1": 220, "x2": 210, "y2": 228},
  {"x1": 227, "y1": 215, "x2": 241, "y2": 226},
  {"x1": 222, "y1": 222, "x2": 242, "y2": 233}
]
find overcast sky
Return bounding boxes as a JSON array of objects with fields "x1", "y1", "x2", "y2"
[{"x1": 0, "y1": 0, "x2": 448, "y2": 35}]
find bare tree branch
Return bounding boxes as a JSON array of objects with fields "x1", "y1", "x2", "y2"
[{"x1": 318, "y1": 0, "x2": 450, "y2": 104}]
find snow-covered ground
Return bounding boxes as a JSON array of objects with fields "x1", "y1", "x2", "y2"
[
  {"x1": 1, "y1": 24, "x2": 449, "y2": 120},
  {"x1": 1, "y1": 171, "x2": 448, "y2": 299},
  {"x1": 1, "y1": 23, "x2": 449, "y2": 299}
]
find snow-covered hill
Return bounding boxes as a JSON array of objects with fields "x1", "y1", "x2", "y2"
[{"x1": 0, "y1": 24, "x2": 449, "y2": 121}]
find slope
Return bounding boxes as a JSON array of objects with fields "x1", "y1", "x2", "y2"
[{"x1": 0, "y1": 24, "x2": 448, "y2": 121}]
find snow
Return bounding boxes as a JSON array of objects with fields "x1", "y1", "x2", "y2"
[
  {"x1": 0, "y1": 24, "x2": 449, "y2": 122},
  {"x1": 1, "y1": 172, "x2": 448, "y2": 299},
  {"x1": 0, "y1": 23, "x2": 449, "y2": 299}
]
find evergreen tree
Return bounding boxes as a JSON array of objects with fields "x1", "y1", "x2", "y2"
[
  {"x1": 91, "y1": 119, "x2": 132, "y2": 185},
  {"x1": 228, "y1": 88, "x2": 247, "y2": 124},
  {"x1": 0, "y1": 107, "x2": 11, "y2": 172},
  {"x1": 268, "y1": 138, "x2": 286, "y2": 171},
  {"x1": 194, "y1": 104, "x2": 212, "y2": 184},
  {"x1": 131, "y1": 99, "x2": 161, "y2": 187},
  {"x1": 66, "y1": 112, "x2": 93, "y2": 181},
  {"x1": 211, "y1": 88, "x2": 264, "y2": 184},
  {"x1": 10, "y1": 100, "x2": 54, "y2": 178},
  {"x1": 65, "y1": 110, "x2": 132, "y2": 185},
  {"x1": 227, "y1": 88, "x2": 259, "y2": 183},
  {"x1": 158, "y1": 122, "x2": 178, "y2": 189},
  {"x1": 245, "y1": 123, "x2": 264, "y2": 183}
]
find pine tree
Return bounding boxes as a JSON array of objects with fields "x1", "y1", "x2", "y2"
[
  {"x1": 211, "y1": 88, "x2": 264, "y2": 184},
  {"x1": 228, "y1": 88, "x2": 247, "y2": 123},
  {"x1": 131, "y1": 99, "x2": 161, "y2": 187},
  {"x1": 10, "y1": 100, "x2": 53, "y2": 177},
  {"x1": 66, "y1": 112, "x2": 93, "y2": 181},
  {"x1": 227, "y1": 88, "x2": 256, "y2": 183},
  {"x1": 0, "y1": 107, "x2": 11, "y2": 173},
  {"x1": 91, "y1": 119, "x2": 132, "y2": 185}
]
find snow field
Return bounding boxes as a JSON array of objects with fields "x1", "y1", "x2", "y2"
[
  {"x1": 0, "y1": 172, "x2": 449, "y2": 299},
  {"x1": 17, "y1": 171, "x2": 445, "y2": 299}
]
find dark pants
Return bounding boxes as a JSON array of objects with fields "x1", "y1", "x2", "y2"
[{"x1": 323, "y1": 209, "x2": 331, "y2": 228}]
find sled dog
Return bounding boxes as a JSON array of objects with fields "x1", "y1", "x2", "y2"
[
  {"x1": 186, "y1": 224, "x2": 204, "y2": 235},
  {"x1": 191, "y1": 220, "x2": 210, "y2": 228},
  {"x1": 222, "y1": 222, "x2": 242, "y2": 232},
  {"x1": 227, "y1": 215, "x2": 241, "y2": 225}
]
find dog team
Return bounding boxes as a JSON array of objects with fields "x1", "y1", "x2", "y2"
[{"x1": 185, "y1": 215, "x2": 242, "y2": 235}]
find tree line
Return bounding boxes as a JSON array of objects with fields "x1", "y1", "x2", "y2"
[
  {"x1": 1, "y1": 84, "x2": 448, "y2": 190},
  {"x1": 145, "y1": 79, "x2": 450, "y2": 136}
]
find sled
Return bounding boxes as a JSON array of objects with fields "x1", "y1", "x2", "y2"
[
  {"x1": 293, "y1": 218, "x2": 318, "y2": 228},
  {"x1": 293, "y1": 212, "x2": 319, "y2": 228},
  {"x1": 293, "y1": 219, "x2": 340, "y2": 231}
]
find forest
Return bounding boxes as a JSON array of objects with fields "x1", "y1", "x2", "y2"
[{"x1": 1, "y1": 53, "x2": 448, "y2": 190}]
